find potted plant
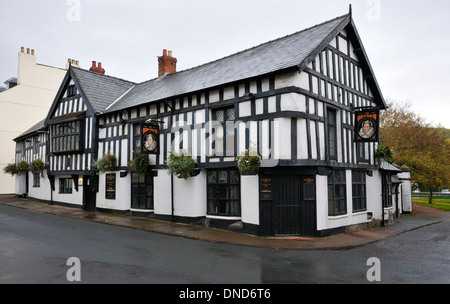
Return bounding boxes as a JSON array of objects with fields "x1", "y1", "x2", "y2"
[
  {"x1": 93, "y1": 153, "x2": 117, "y2": 174},
  {"x1": 30, "y1": 158, "x2": 46, "y2": 177},
  {"x1": 3, "y1": 163, "x2": 18, "y2": 176},
  {"x1": 375, "y1": 145, "x2": 394, "y2": 164},
  {"x1": 127, "y1": 152, "x2": 149, "y2": 174},
  {"x1": 237, "y1": 149, "x2": 261, "y2": 175},
  {"x1": 166, "y1": 152, "x2": 197, "y2": 180},
  {"x1": 17, "y1": 161, "x2": 29, "y2": 175}
]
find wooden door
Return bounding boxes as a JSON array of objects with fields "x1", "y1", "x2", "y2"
[{"x1": 259, "y1": 175, "x2": 316, "y2": 236}]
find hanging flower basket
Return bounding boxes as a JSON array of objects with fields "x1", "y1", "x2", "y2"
[
  {"x1": 127, "y1": 152, "x2": 149, "y2": 174},
  {"x1": 17, "y1": 161, "x2": 29, "y2": 175},
  {"x1": 237, "y1": 150, "x2": 261, "y2": 175},
  {"x1": 93, "y1": 153, "x2": 117, "y2": 174},
  {"x1": 375, "y1": 145, "x2": 394, "y2": 164},
  {"x1": 166, "y1": 152, "x2": 197, "y2": 180},
  {"x1": 3, "y1": 163, "x2": 18, "y2": 176},
  {"x1": 31, "y1": 159, "x2": 46, "y2": 177}
]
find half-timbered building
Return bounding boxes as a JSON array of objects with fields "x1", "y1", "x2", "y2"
[{"x1": 13, "y1": 10, "x2": 412, "y2": 236}]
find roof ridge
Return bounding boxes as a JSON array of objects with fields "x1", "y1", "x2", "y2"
[
  {"x1": 145, "y1": 13, "x2": 350, "y2": 82},
  {"x1": 71, "y1": 66, "x2": 137, "y2": 85}
]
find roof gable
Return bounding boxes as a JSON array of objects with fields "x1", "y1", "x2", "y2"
[
  {"x1": 105, "y1": 14, "x2": 352, "y2": 113},
  {"x1": 70, "y1": 67, "x2": 135, "y2": 113}
]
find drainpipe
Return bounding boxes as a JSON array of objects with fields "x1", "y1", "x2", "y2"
[
  {"x1": 165, "y1": 99, "x2": 175, "y2": 223},
  {"x1": 381, "y1": 173, "x2": 385, "y2": 227},
  {"x1": 395, "y1": 184, "x2": 399, "y2": 218},
  {"x1": 171, "y1": 174, "x2": 174, "y2": 222}
]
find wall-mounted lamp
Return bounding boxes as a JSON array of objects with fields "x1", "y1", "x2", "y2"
[{"x1": 78, "y1": 176, "x2": 83, "y2": 186}]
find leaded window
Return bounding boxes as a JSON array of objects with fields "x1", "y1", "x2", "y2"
[
  {"x1": 383, "y1": 174, "x2": 393, "y2": 207},
  {"x1": 130, "y1": 123, "x2": 153, "y2": 210},
  {"x1": 59, "y1": 178, "x2": 73, "y2": 194},
  {"x1": 352, "y1": 170, "x2": 367, "y2": 212},
  {"x1": 212, "y1": 107, "x2": 235, "y2": 156},
  {"x1": 33, "y1": 173, "x2": 40, "y2": 188},
  {"x1": 207, "y1": 168, "x2": 240, "y2": 216},
  {"x1": 327, "y1": 108, "x2": 337, "y2": 160},
  {"x1": 328, "y1": 169, "x2": 347, "y2": 216},
  {"x1": 131, "y1": 172, "x2": 153, "y2": 210},
  {"x1": 51, "y1": 121, "x2": 82, "y2": 153},
  {"x1": 133, "y1": 123, "x2": 142, "y2": 153}
]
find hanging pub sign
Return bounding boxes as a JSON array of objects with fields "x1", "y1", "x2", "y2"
[
  {"x1": 142, "y1": 123, "x2": 159, "y2": 154},
  {"x1": 354, "y1": 108, "x2": 379, "y2": 142}
]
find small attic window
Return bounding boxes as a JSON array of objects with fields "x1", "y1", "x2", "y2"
[{"x1": 68, "y1": 85, "x2": 76, "y2": 97}]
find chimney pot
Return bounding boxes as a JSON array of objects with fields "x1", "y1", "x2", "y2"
[
  {"x1": 27, "y1": 48, "x2": 30, "y2": 54},
  {"x1": 158, "y1": 49, "x2": 177, "y2": 77},
  {"x1": 31, "y1": 49, "x2": 35, "y2": 55},
  {"x1": 21, "y1": 47, "x2": 24, "y2": 53}
]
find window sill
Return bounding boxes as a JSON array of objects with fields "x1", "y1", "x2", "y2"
[{"x1": 206, "y1": 215, "x2": 241, "y2": 221}]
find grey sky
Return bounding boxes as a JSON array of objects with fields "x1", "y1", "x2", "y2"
[{"x1": 1, "y1": 0, "x2": 449, "y2": 128}]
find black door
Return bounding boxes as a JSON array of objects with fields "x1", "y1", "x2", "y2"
[
  {"x1": 83, "y1": 175, "x2": 96, "y2": 211},
  {"x1": 259, "y1": 175, "x2": 316, "y2": 236}
]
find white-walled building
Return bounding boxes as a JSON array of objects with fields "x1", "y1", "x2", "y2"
[
  {"x1": 0, "y1": 48, "x2": 69, "y2": 193},
  {"x1": 13, "y1": 11, "x2": 412, "y2": 236}
]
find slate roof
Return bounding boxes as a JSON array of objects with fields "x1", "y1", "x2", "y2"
[
  {"x1": 71, "y1": 67, "x2": 135, "y2": 113},
  {"x1": 104, "y1": 14, "x2": 350, "y2": 113},
  {"x1": 14, "y1": 118, "x2": 46, "y2": 141},
  {"x1": 379, "y1": 160, "x2": 402, "y2": 173}
]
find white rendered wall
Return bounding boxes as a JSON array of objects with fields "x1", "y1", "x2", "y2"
[
  {"x1": 317, "y1": 170, "x2": 382, "y2": 232},
  {"x1": 398, "y1": 172, "x2": 412, "y2": 213},
  {"x1": 97, "y1": 172, "x2": 131, "y2": 211},
  {"x1": 173, "y1": 169, "x2": 207, "y2": 218},
  {"x1": 240, "y1": 175, "x2": 259, "y2": 225},
  {"x1": 154, "y1": 169, "x2": 172, "y2": 216},
  {"x1": 366, "y1": 170, "x2": 383, "y2": 220},
  {"x1": 52, "y1": 176, "x2": 83, "y2": 207},
  {"x1": 27, "y1": 170, "x2": 51, "y2": 201}
]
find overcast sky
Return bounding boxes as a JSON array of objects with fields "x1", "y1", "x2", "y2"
[{"x1": 1, "y1": 0, "x2": 449, "y2": 128}]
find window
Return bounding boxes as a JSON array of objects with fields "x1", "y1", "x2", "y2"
[
  {"x1": 352, "y1": 171, "x2": 366, "y2": 212},
  {"x1": 33, "y1": 135, "x2": 40, "y2": 152},
  {"x1": 327, "y1": 108, "x2": 337, "y2": 160},
  {"x1": 33, "y1": 173, "x2": 40, "y2": 188},
  {"x1": 207, "y1": 168, "x2": 240, "y2": 216},
  {"x1": 68, "y1": 85, "x2": 76, "y2": 97},
  {"x1": 131, "y1": 172, "x2": 153, "y2": 210},
  {"x1": 383, "y1": 174, "x2": 393, "y2": 207},
  {"x1": 133, "y1": 123, "x2": 142, "y2": 153},
  {"x1": 212, "y1": 107, "x2": 235, "y2": 156},
  {"x1": 59, "y1": 178, "x2": 73, "y2": 194},
  {"x1": 357, "y1": 143, "x2": 369, "y2": 162},
  {"x1": 51, "y1": 121, "x2": 82, "y2": 153},
  {"x1": 328, "y1": 169, "x2": 347, "y2": 216},
  {"x1": 130, "y1": 123, "x2": 153, "y2": 210}
]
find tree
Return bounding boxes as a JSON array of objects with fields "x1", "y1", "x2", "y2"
[{"x1": 380, "y1": 100, "x2": 450, "y2": 204}]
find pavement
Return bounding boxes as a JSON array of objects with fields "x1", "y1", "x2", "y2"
[{"x1": 0, "y1": 194, "x2": 448, "y2": 250}]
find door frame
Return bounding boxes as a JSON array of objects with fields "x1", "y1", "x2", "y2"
[
  {"x1": 83, "y1": 175, "x2": 97, "y2": 211},
  {"x1": 259, "y1": 173, "x2": 317, "y2": 236}
]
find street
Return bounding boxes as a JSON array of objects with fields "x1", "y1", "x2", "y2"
[{"x1": 0, "y1": 204, "x2": 449, "y2": 284}]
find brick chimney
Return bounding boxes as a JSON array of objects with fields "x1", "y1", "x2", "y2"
[
  {"x1": 89, "y1": 61, "x2": 105, "y2": 74},
  {"x1": 158, "y1": 49, "x2": 177, "y2": 77}
]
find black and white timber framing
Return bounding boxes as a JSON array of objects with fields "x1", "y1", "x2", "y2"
[{"x1": 13, "y1": 10, "x2": 411, "y2": 236}]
